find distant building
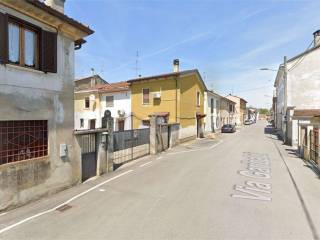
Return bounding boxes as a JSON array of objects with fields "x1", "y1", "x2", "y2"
[
  {"x1": 274, "y1": 30, "x2": 320, "y2": 146},
  {"x1": 225, "y1": 95, "x2": 247, "y2": 126},
  {"x1": 75, "y1": 75, "x2": 108, "y2": 91},
  {"x1": 204, "y1": 90, "x2": 221, "y2": 132},
  {"x1": 219, "y1": 97, "x2": 236, "y2": 126},
  {"x1": 0, "y1": 0, "x2": 93, "y2": 211}
]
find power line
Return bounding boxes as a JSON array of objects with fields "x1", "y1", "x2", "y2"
[{"x1": 288, "y1": 39, "x2": 314, "y2": 72}]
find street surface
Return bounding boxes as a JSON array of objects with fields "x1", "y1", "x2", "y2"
[{"x1": 1, "y1": 121, "x2": 320, "y2": 240}]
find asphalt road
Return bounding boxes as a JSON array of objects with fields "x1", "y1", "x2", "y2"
[{"x1": 0, "y1": 121, "x2": 318, "y2": 240}]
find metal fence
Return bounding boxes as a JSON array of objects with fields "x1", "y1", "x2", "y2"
[{"x1": 113, "y1": 128, "x2": 150, "y2": 167}]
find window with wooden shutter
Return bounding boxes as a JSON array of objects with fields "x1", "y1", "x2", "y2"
[
  {"x1": 41, "y1": 30, "x2": 57, "y2": 73},
  {"x1": 142, "y1": 88, "x2": 150, "y2": 104},
  {"x1": 0, "y1": 12, "x2": 8, "y2": 64}
]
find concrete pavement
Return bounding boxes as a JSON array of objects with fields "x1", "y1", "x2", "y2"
[{"x1": 0, "y1": 121, "x2": 320, "y2": 239}]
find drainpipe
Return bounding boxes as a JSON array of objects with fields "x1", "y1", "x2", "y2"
[{"x1": 175, "y1": 76, "x2": 178, "y2": 123}]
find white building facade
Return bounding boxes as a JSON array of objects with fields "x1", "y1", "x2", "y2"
[
  {"x1": 274, "y1": 30, "x2": 320, "y2": 147},
  {"x1": 204, "y1": 91, "x2": 221, "y2": 132},
  {"x1": 74, "y1": 82, "x2": 131, "y2": 131}
]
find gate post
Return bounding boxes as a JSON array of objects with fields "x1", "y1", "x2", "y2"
[
  {"x1": 149, "y1": 115, "x2": 158, "y2": 155},
  {"x1": 102, "y1": 110, "x2": 114, "y2": 172}
]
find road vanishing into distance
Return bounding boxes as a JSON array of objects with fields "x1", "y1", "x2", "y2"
[{"x1": 0, "y1": 121, "x2": 319, "y2": 240}]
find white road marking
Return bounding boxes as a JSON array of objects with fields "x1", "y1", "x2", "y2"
[
  {"x1": 167, "y1": 140, "x2": 223, "y2": 155},
  {"x1": 0, "y1": 169, "x2": 134, "y2": 235},
  {"x1": 98, "y1": 189, "x2": 106, "y2": 192},
  {"x1": 140, "y1": 161, "x2": 152, "y2": 167},
  {"x1": 0, "y1": 213, "x2": 7, "y2": 217},
  {"x1": 209, "y1": 140, "x2": 223, "y2": 149},
  {"x1": 167, "y1": 149, "x2": 201, "y2": 155},
  {"x1": 157, "y1": 156, "x2": 163, "y2": 160}
]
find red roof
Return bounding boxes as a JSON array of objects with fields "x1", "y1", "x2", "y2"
[{"x1": 75, "y1": 81, "x2": 130, "y2": 93}]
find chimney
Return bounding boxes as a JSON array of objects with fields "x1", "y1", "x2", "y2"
[
  {"x1": 44, "y1": 0, "x2": 65, "y2": 13},
  {"x1": 173, "y1": 59, "x2": 179, "y2": 72},
  {"x1": 313, "y1": 30, "x2": 320, "y2": 47}
]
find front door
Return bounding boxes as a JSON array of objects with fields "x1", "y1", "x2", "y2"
[
  {"x1": 90, "y1": 119, "x2": 96, "y2": 129},
  {"x1": 118, "y1": 120, "x2": 125, "y2": 131}
]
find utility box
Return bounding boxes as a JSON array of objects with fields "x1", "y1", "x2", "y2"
[{"x1": 60, "y1": 144, "x2": 68, "y2": 157}]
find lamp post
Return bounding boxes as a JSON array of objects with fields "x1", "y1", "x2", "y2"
[{"x1": 259, "y1": 68, "x2": 277, "y2": 72}]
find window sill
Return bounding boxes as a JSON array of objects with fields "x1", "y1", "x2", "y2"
[{"x1": 6, "y1": 64, "x2": 44, "y2": 74}]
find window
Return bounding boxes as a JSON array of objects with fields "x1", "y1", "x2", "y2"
[
  {"x1": 0, "y1": 120, "x2": 48, "y2": 165},
  {"x1": 197, "y1": 91, "x2": 200, "y2": 107},
  {"x1": 106, "y1": 96, "x2": 114, "y2": 107},
  {"x1": 142, "y1": 120, "x2": 150, "y2": 126},
  {"x1": 0, "y1": 13, "x2": 57, "y2": 72},
  {"x1": 85, "y1": 97, "x2": 90, "y2": 109},
  {"x1": 142, "y1": 88, "x2": 150, "y2": 104},
  {"x1": 210, "y1": 98, "x2": 214, "y2": 113},
  {"x1": 80, "y1": 118, "x2": 84, "y2": 128},
  {"x1": 8, "y1": 19, "x2": 39, "y2": 69}
]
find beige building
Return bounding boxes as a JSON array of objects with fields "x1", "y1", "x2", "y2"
[
  {"x1": 219, "y1": 97, "x2": 236, "y2": 126},
  {"x1": 226, "y1": 95, "x2": 247, "y2": 126},
  {"x1": 0, "y1": 0, "x2": 93, "y2": 211}
]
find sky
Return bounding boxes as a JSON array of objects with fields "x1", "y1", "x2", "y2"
[{"x1": 66, "y1": 0, "x2": 320, "y2": 108}]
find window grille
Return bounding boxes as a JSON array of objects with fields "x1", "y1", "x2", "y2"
[{"x1": 0, "y1": 120, "x2": 48, "y2": 165}]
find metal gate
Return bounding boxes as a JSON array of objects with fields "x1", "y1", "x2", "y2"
[
  {"x1": 310, "y1": 128, "x2": 319, "y2": 163},
  {"x1": 79, "y1": 133, "x2": 97, "y2": 182},
  {"x1": 113, "y1": 128, "x2": 150, "y2": 168},
  {"x1": 157, "y1": 124, "x2": 169, "y2": 152}
]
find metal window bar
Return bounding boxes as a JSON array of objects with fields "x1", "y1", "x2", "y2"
[{"x1": 0, "y1": 120, "x2": 48, "y2": 165}]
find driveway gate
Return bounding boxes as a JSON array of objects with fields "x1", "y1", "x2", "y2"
[
  {"x1": 79, "y1": 133, "x2": 97, "y2": 182},
  {"x1": 113, "y1": 128, "x2": 150, "y2": 168}
]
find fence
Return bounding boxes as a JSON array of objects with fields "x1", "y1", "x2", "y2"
[{"x1": 113, "y1": 128, "x2": 150, "y2": 168}]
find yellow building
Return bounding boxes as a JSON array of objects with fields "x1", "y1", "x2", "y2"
[{"x1": 128, "y1": 65, "x2": 207, "y2": 141}]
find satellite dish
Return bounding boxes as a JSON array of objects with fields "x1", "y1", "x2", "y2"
[{"x1": 118, "y1": 109, "x2": 125, "y2": 117}]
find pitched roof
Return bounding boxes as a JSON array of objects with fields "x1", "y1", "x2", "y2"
[
  {"x1": 25, "y1": 0, "x2": 94, "y2": 35},
  {"x1": 293, "y1": 109, "x2": 320, "y2": 118},
  {"x1": 75, "y1": 81, "x2": 130, "y2": 94},
  {"x1": 226, "y1": 94, "x2": 248, "y2": 103},
  {"x1": 127, "y1": 69, "x2": 208, "y2": 90},
  {"x1": 74, "y1": 75, "x2": 107, "y2": 83}
]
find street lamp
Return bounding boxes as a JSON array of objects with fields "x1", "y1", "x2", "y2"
[{"x1": 259, "y1": 68, "x2": 277, "y2": 72}]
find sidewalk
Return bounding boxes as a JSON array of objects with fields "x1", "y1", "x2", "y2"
[{"x1": 271, "y1": 134, "x2": 320, "y2": 239}]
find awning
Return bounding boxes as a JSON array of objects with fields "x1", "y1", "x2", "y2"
[
  {"x1": 148, "y1": 112, "x2": 170, "y2": 117},
  {"x1": 196, "y1": 112, "x2": 206, "y2": 118}
]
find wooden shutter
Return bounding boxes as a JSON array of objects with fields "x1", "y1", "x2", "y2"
[
  {"x1": 41, "y1": 30, "x2": 57, "y2": 73},
  {"x1": 0, "y1": 12, "x2": 8, "y2": 64}
]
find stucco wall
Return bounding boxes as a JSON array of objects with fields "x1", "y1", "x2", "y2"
[
  {"x1": 287, "y1": 49, "x2": 320, "y2": 108},
  {"x1": 204, "y1": 92, "x2": 220, "y2": 132},
  {"x1": 100, "y1": 91, "x2": 131, "y2": 131},
  {"x1": 74, "y1": 92, "x2": 101, "y2": 130},
  {"x1": 0, "y1": 6, "x2": 81, "y2": 211},
  {"x1": 131, "y1": 77, "x2": 179, "y2": 129}
]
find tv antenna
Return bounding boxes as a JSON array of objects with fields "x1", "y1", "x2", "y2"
[{"x1": 134, "y1": 50, "x2": 140, "y2": 77}]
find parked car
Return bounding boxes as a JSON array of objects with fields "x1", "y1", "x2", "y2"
[
  {"x1": 244, "y1": 119, "x2": 251, "y2": 125},
  {"x1": 221, "y1": 124, "x2": 236, "y2": 133}
]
